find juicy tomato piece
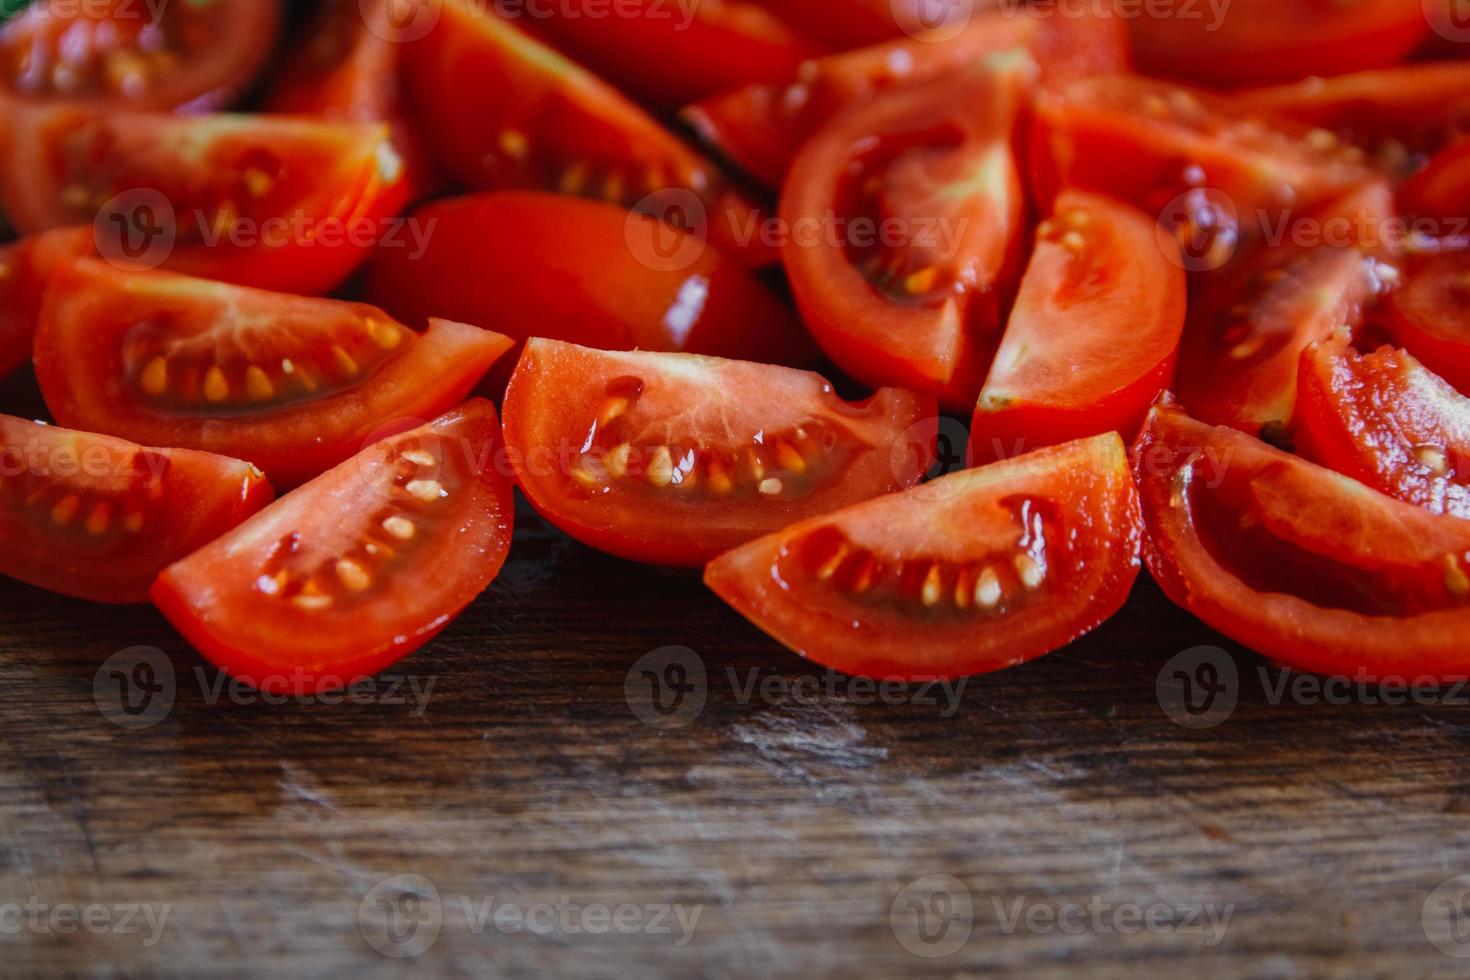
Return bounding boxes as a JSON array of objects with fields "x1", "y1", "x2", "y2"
[
  {"x1": 971, "y1": 191, "x2": 1187, "y2": 463},
  {"x1": 705, "y1": 433, "x2": 1142, "y2": 681},
  {"x1": 0, "y1": 414, "x2": 273, "y2": 604},
  {"x1": 1388, "y1": 249, "x2": 1470, "y2": 394},
  {"x1": 0, "y1": 106, "x2": 410, "y2": 296},
  {"x1": 151, "y1": 401, "x2": 513, "y2": 692},
  {"x1": 1173, "y1": 181, "x2": 1396, "y2": 440},
  {"x1": 781, "y1": 55, "x2": 1032, "y2": 409},
  {"x1": 365, "y1": 192, "x2": 813, "y2": 381},
  {"x1": 526, "y1": 0, "x2": 818, "y2": 109},
  {"x1": 1030, "y1": 76, "x2": 1378, "y2": 261},
  {"x1": 1400, "y1": 139, "x2": 1470, "y2": 220},
  {"x1": 0, "y1": 0, "x2": 279, "y2": 110},
  {"x1": 403, "y1": 0, "x2": 769, "y2": 264},
  {"x1": 34, "y1": 259, "x2": 512, "y2": 488},
  {"x1": 0, "y1": 227, "x2": 92, "y2": 378},
  {"x1": 502, "y1": 339, "x2": 937, "y2": 567},
  {"x1": 1130, "y1": 0, "x2": 1430, "y2": 88},
  {"x1": 263, "y1": 0, "x2": 439, "y2": 198},
  {"x1": 684, "y1": 5, "x2": 1127, "y2": 188},
  {"x1": 1295, "y1": 339, "x2": 1470, "y2": 519},
  {"x1": 1133, "y1": 401, "x2": 1470, "y2": 681}
]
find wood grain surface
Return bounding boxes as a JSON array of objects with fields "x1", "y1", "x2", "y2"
[{"x1": 4, "y1": 372, "x2": 1470, "y2": 979}]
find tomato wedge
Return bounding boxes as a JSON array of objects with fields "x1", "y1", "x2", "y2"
[
  {"x1": 1133, "y1": 400, "x2": 1470, "y2": 681},
  {"x1": 781, "y1": 54, "x2": 1032, "y2": 409},
  {"x1": 971, "y1": 191, "x2": 1187, "y2": 463},
  {"x1": 1173, "y1": 181, "x2": 1396, "y2": 440},
  {"x1": 0, "y1": 0, "x2": 279, "y2": 110},
  {"x1": 1129, "y1": 0, "x2": 1429, "y2": 88},
  {"x1": 0, "y1": 106, "x2": 410, "y2": 296},
  {"x1": 34, "y1": 259, "x2": 512, "y2": 488},
  {"x1": 365, "y1": 192, "x2": 812, "y2": 377},
  {"x1": 151, "y1": 400, "x2": 514, "y2": 692},
  {"x1": 1295, "y1": 339, "x2": 1470, "y2": 519},
  {"x1": 1400, "y1": 139, "x2": 1470, "y2": 221},
  {"x1": 525, "y1": 0, "x2": 818, "y2": 109},
  {"x1": 1387, "y1": 249, "x2": 1470, "y2": 394},
  {"x1": 403, "y1": 0, "x2": 768, "y2": 264},
  {"x1": 704, "y1": 433, "x2": 1142, "y2": 681},
  {"x1": 0, "y1": 414, "x2": 273, "y2": 604},
  {"x1": 0, "y1": 228, "x2": 91, "y2": 379},
  {"x1": 684, "y1": 5, "x2": 1127, "y2": 189},
  {"x1": 502, "y1": 339, "x2": 937, "y2": 567}
]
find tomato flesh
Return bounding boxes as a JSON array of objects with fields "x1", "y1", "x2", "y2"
[
  {"x1": 972, "y1": 190, "x2": 1187, "y2": 463},
  {"x1": 150, "y1": 400, "x2": 514, "y2": 692},
  {"x1": 1400, "y1": 139, "x2": 1470, "y2": 221},
  {"x1": 502, "y1": 339, "x2": 937, "y2": 567},
  {"x1": 1133, "y1": 401, "x2": 1470, "y2": 680},
  {"x1": 0, "y1": 228, "x2": 92, "y2": 379},
  {"x1": 1295, "y1": 339, "x2": 1470, "y2": 519},
  {"x1": 0, "y1": 0, "x2": 279, "y2": 110},
  {"x1": 705, "y1": 433, "x2": 1142, "y2": 681},
  {"x1": 1387, "y1": 249, "x2": 1470, "y2": 395},
  {"x1": 781, "y1": 55, "x2": 1031, "y2": 409},
  {"x1": 34, "y1": 259, "x2": 512, "y2": 488},
  {"x1": 0, "y1": 414, "x2": 273, "y2": 604}
]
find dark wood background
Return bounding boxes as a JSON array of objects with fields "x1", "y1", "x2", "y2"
[{"x1": 5, "y1": 369, "x2": 1470, "y2": 979}]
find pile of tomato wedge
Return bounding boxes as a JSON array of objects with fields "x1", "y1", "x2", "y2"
[{"x1": 3, "y1": 0, "x2": 1470, "y2": 693}]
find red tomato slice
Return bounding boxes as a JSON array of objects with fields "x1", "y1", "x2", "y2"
[
  {"x1": 1133, "y1": 400, "x2": 1470, "y2": 681},
  {"x1": 403, "y1": 0, "x2": 770, "y2": 264},
  {"x1": 748, "y1": 0, "x2": 976, "y2": 50},
  {"x1": 781, "y1": 55, "x2": 1032, "y2": 409},
  {"x1": 0, "y1": 0, "x2": 279, "y2": 110},
  {"x1": 502, "y1": 339, "x2": 937, "y2": 567},
  {"x1": 1130, "y1": 0, "x2": 1429, "y2": 88},
  {"x1": 971, "y1": 191, "x2": 1187, "y2": 463},
  {"x1": 151, "y1": 400, "x2": 514, "y2": 692},
  {"x1": 34, "y1": 259, "x2": 512, "y2": 488},
  {"x1": 704, "y1": 432, "x2": 1142, "y2": 681},
  {"x1": 1295, "y1": 339, "x2": 1470, "y2": 519},
  {"x1": 1173, "y1": 181, "x2": 1397, "y2": 440},
  {"x1": 0, "y1": 414, "x2": 273, "y2": 604},
  {"x1": 1400, "y1": 138, "x2": 1470, "y2": 221},
  {"x1": 0, "y1": 106, "x2": 410, "y2": 296},
  {"x1": 1388, "y1": 249, "x2": 1470, "y2": 394},
  {"x1": 263, "y1": 0, "x2": 440, "y2": 199},
  {"x1": 526, "y1": 0, "x2": 819, "y2": 109},
  {"x1": 1030, "y1": 76, "x2": 1378, "y2": 260},
  {"x1": 365, "y1": 192, "x2": 812, "y2": 379},
  {"x1": 684, "y1": 5, "x2": 1127, "y2": 188},
  {"x1": 0, "y1": 228, "x2": 92, "y2": 379}
]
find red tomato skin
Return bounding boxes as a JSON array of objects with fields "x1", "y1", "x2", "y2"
[
  {"x1": 150, "y1": 400, "x2": 514, "y2": 692},
  {"x1": 0, "y1": 228, "x2": 92, "y2": 379},
  {"x1": 704, "y1": 433, "x2": 1143, "y2": 681},
  {"x1": 1401, "y1": 139, "x2": 1470, "y2": 221}
]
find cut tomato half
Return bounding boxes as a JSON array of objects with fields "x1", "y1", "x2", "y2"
[
  {"x1": 502, "y1": 339, "x2": 937, "y2": 567},
  {"x1": 365, "y1": 192, "x2": 813, "y2": 380},
  {"x1": 1295, "y1": 339, "x2": 1470, "y2": 519},
  {"x1": 0, "y1": 414, "x2": 273, "y2": 604},
  {"x1": 151, "y1": 400, "x2": 514, "y2": 692},
  {"x1": 704, "y1": 432, "x2": 1142, "y2": 681},
  {"x1": 0, "y1": 0, "x2": 279, "y2": 110},
  {"x1": 971, "y1": 191, "x2": 1186, "y2": 463},
  {"x1": 1388, "y1": 249, "x2": 1470, "y2": 394},
  {"x1": 1129, "y1": 0, "x2": 1429, "y2": 88},
  {"x1": 684, "y1": 5, "x2": 1127, "y2": 188},
  {"x1": 1173, "y1": 181, "x2": 1396, "y2": 440},
  {"x1": 781, "y1": 54, "x2": 1032, "y2": 409},
  {"x1": 0, "y1": 106, "x2": 410, "y2": 295},
  {"x1": 34, "y1": 259, "x2": 512, "y2": 488},
  {"x1": 1400, "y1": 139, "x2": 1470, "y2": 221},
  {"x1": 1133, "y1": 400, "x2": 1470, "y2": 681},
  {"x1": 0, "y1": 227, "x2": 92, "y2": 379},
  {"x1": 403, "y1": 0, "x2": 770, "y2": 264}
]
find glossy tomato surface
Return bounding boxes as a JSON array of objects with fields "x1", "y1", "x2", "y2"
[
  {"x1": 0, "y1": 228, "x2": 92, "y2": 379},
  {"x1": 151, "y1": 400, "x2": 514, "y2": 692},
  {"x1": 502, "y1": 339, "x2": 937, "y2": 567},
  {"x1": 1401, "y1": 139, "x2": 1470, "y2": 220},
  {"x1": 0, "y1": 414, "x2": 273, "y2": 604},
  {"x1": 1389, "y1": 249, "x2": 1470, "y2": 393},
  {"x1": 705, "y1": 432, "x2": 1142, "y2": 681},
  {"x1": 35, "y1": 259, "x2": 512, "y2": 488},
  {"x1": 1133, "y1": 401, "x2": 1470, "y2": 681}
]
